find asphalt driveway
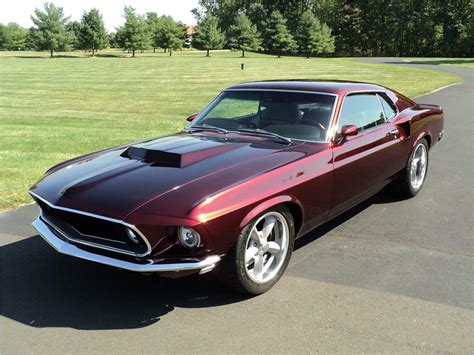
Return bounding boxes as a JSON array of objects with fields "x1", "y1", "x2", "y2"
[{"x1": 1, "y1": 59, "x2": 472, "y2": 353}]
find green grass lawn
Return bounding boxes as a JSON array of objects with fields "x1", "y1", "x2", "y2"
[
  {"x1": 403, "y1": 57, "x2": 474, "y2": 68},
  {"x1": 0, "y1": 49, "x2": 461, "y2": 210}
]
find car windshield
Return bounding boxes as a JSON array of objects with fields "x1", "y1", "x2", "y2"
[{"x1": 190, "y1": 91, "x2": 337, "y2": 142}]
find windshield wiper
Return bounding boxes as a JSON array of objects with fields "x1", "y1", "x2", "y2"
[
  {"x1": 184, "y1": 124, "x2": 229, "y2": 134},
  {"x1": 236, "y1": 128, "x2": 292, "y2": 144}
]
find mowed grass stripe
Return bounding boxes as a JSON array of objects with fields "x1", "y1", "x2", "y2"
[{"x1": 0, "y1": 50, "x2": 461, "y2": 210}]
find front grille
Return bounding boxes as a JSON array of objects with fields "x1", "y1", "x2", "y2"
[{"x1": 35, "y1": 197, "x2": 149, "y2": 256}]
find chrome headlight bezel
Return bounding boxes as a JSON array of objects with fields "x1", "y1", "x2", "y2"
[{"x1": 178, "y1": 226, "x2": 201, "y2": 249}]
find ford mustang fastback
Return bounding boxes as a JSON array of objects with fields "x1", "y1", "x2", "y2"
[{"x1": 30, "y1": 80, "x2": 444, "y2": 294}]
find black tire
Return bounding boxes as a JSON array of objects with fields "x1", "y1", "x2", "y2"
[
  {"x1": 395, "y1": 138, "x2": 429, "y2": 198},
  {"x1": 218, "y1": 205, "x2": 295, "y2": 295}
]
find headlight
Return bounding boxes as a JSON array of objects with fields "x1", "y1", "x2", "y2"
[
  {"x1": 126, "y1": 227, "x2": 140, "y2": 245},
  {"x1": 178, "y1": 227, "x2": 201, "y2": 249}
]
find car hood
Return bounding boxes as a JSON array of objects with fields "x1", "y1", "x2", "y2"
[{"x1": 30, "y1": 132, "x2": 309, "y2": 220}]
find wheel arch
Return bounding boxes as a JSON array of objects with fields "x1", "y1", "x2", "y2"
[
  {"x1": 414, "y1": 131, "x2": 432, "y2": 149},
  {"x1": 423, "y1": 134, "x2": 432, "y2": 148},
  {"x1": 282, "y1": 201, "x2": 304, "y2": 237},
  {"x1": 239, "y1": 195, "x2": 304, "y2": 237}
]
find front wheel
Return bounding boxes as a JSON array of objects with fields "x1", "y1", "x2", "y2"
[
  {"x1": 218, "y1": 205, "x2": 295, "y2": 295},
  {"x1": 396, "y1": 138, "x2": 429, "y2": 197}
]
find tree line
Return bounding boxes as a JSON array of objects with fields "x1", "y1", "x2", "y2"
[
  {"x1": 0, "y1": 1, "x2": 472, "y2": 57},
  {"x1": 194, "y1": 0, "x2": 473, "y2": 57}
]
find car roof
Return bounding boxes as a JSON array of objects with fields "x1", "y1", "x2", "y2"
[{"x1": 225, "y1": 80, "x2": 389, "y2": 95}]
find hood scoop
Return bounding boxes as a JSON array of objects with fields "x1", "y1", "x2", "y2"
[
  {"x1": 121, "y1": 144, "x2": 241, "y2": 168},
  {"x1": 121, "y1": 146, "x2": 183, "y2": 167}
]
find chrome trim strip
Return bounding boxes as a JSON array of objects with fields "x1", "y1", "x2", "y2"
[
  {"x1": 225, "y1": 88, "x2": 339, "y2": 98},
  {"x1": 29, "y1": 191, "x2": 152, "y2": 257},
  {"x1": 32, "y1": 216, "x2": 221, "y2": 273}
]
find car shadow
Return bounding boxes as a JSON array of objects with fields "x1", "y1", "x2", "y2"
[
  {"x1": 295, "y1": 185, "x2": 406, "y2": 250},
  {"x1": 0, "y1": 187, "x2": 405, "y2": 330},
  {"x1": 0, "y1": 235, "x2": 248, "y2": 330}
]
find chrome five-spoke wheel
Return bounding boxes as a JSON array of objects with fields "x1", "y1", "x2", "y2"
[
  {"x1": 219, "y1": 205, "x2": 295, "y2": 295},
  {"x1": 395, "y1": 138, "x2": 429, "y2": 198},
  {"x1": 244, "y1": 211, "x2": 289, "y2": 284}
]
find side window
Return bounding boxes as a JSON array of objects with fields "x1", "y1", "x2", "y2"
[
  {"x1": 378, "y1": 93, "x2": 397, "y2": 120},
  {"x1": 338, "y1": 94, "x2": 386, "y2": 133}
]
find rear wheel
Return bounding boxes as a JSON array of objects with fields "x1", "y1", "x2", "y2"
[
  {"x1": 396, "y1": 138, "x2": 429, "y2": 197},
  {"x1": 219, "y1": 205, "x2": 295, "y2": 295}
]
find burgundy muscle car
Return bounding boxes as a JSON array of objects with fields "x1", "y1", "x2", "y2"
[{"x1": 30, "y1": 81, "x2": 444, "y2": 294}]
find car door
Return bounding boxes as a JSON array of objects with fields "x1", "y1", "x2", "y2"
[{"x1": 329, "y1": 92, "x2": 404, "y2": 218}]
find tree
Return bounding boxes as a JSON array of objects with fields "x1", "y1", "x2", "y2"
[
  {"x1": 79, "y1": 9, "x2": 108, "y2": 55},
  {"x1": 228, "y1": 12, "x2": 261, "y2": 57},
  {"x1": 434, "y1": 0, "x2": 473, "y2": 56},
  {"x1": 193, "y1": 0, "x2": 241, "y2": 36},
  {"x1": 262, "y1": 10, "x2": 296, "y2": 57},
  {"x1": 334, "y1": 2, "x2": 364, "y2": 56},
  {"x1": 193, "y1": 0, "x2": 473, "y2": 57},
  {"x1": 295, "y1": 11, "x2": 335, "y2": 57},
  {"x1": 146, "y1": 12, "x2": 160, "y2": 52},
  {"x1": 318, "y1": 23, "x2": 335, "y2": 56},
  {"x1": 66, "y1": 20, "x2": 82, "y2": 50},
  {"x1": 193, "y1": 13, "x2": 225, "y2": 56},
  {"x1": 295, "y1": 11, "x2": 322, "y2": 57},
  {"x1": 107, "y1": 32, "x2": 118, "y2": 48},
  {"x1": 112, "y1": 26, "x2": 126, "y2": 48},
  {"x1": 0, "y1": 25, "x2": 6, "y2": 49},
  {"x1": 0, "y1": 23, "x2": 28, "y2": 50},
  {"x1": 30, "y1": 2, "x2": 73, "y2": 57},
  {"x1": 122, "y1": 6, "x2": 151, "y2": 57},
  {"x1": 464, "y1": 4, "x2": 474, "y2": 56},
  {"x1": 154, "y1": 16, "x2": 183, "y2": 56},
  {"x1": 193, "y1": 0, "x2": 335, "y2": 36}
]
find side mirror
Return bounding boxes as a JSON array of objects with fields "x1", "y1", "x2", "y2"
[
  {"x1": 341, "y1": 124, "x2": 358, "y2": 138},
  {"x1": 186, "y1": 113, "x2": 198, "y2": 122}
]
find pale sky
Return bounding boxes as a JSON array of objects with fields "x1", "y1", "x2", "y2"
[{"x1": 0, "y1": 0, "x2": 199, "y2": 31}]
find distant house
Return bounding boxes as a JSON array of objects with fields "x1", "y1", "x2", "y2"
[{"x1": 184, "y1": 25, "x2": 196, "y2": 48}]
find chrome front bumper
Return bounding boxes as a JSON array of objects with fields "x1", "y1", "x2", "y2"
[{"x1": 32, "y1": 216, "x2": 221, "y2": 274}]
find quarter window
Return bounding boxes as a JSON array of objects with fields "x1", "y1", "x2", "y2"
[
  {"x1": 338, "y1": 93, "x2": 386, "y2": 133},
  {"x1": 378, "y1": 93, "x2": 397, "y2": 120}
]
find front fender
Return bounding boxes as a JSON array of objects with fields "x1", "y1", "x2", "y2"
[{"x1": 239, "y1": 195, "x2": 303, "y2": 228}]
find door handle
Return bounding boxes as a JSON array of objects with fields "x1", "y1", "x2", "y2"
[{"x1": 386, "y1": 129, "x2": 399, "y2": 137}]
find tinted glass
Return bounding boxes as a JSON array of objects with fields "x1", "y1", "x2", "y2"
[
  {"x1": 378, "y1": 94, "x2": 397, "y2": 120},
  {"x1": 192, "y1": 91, "x2": 336, "y2": 142},
  {"x1": 338, "y1": 94, "x2": 385, "y2": 132}
]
